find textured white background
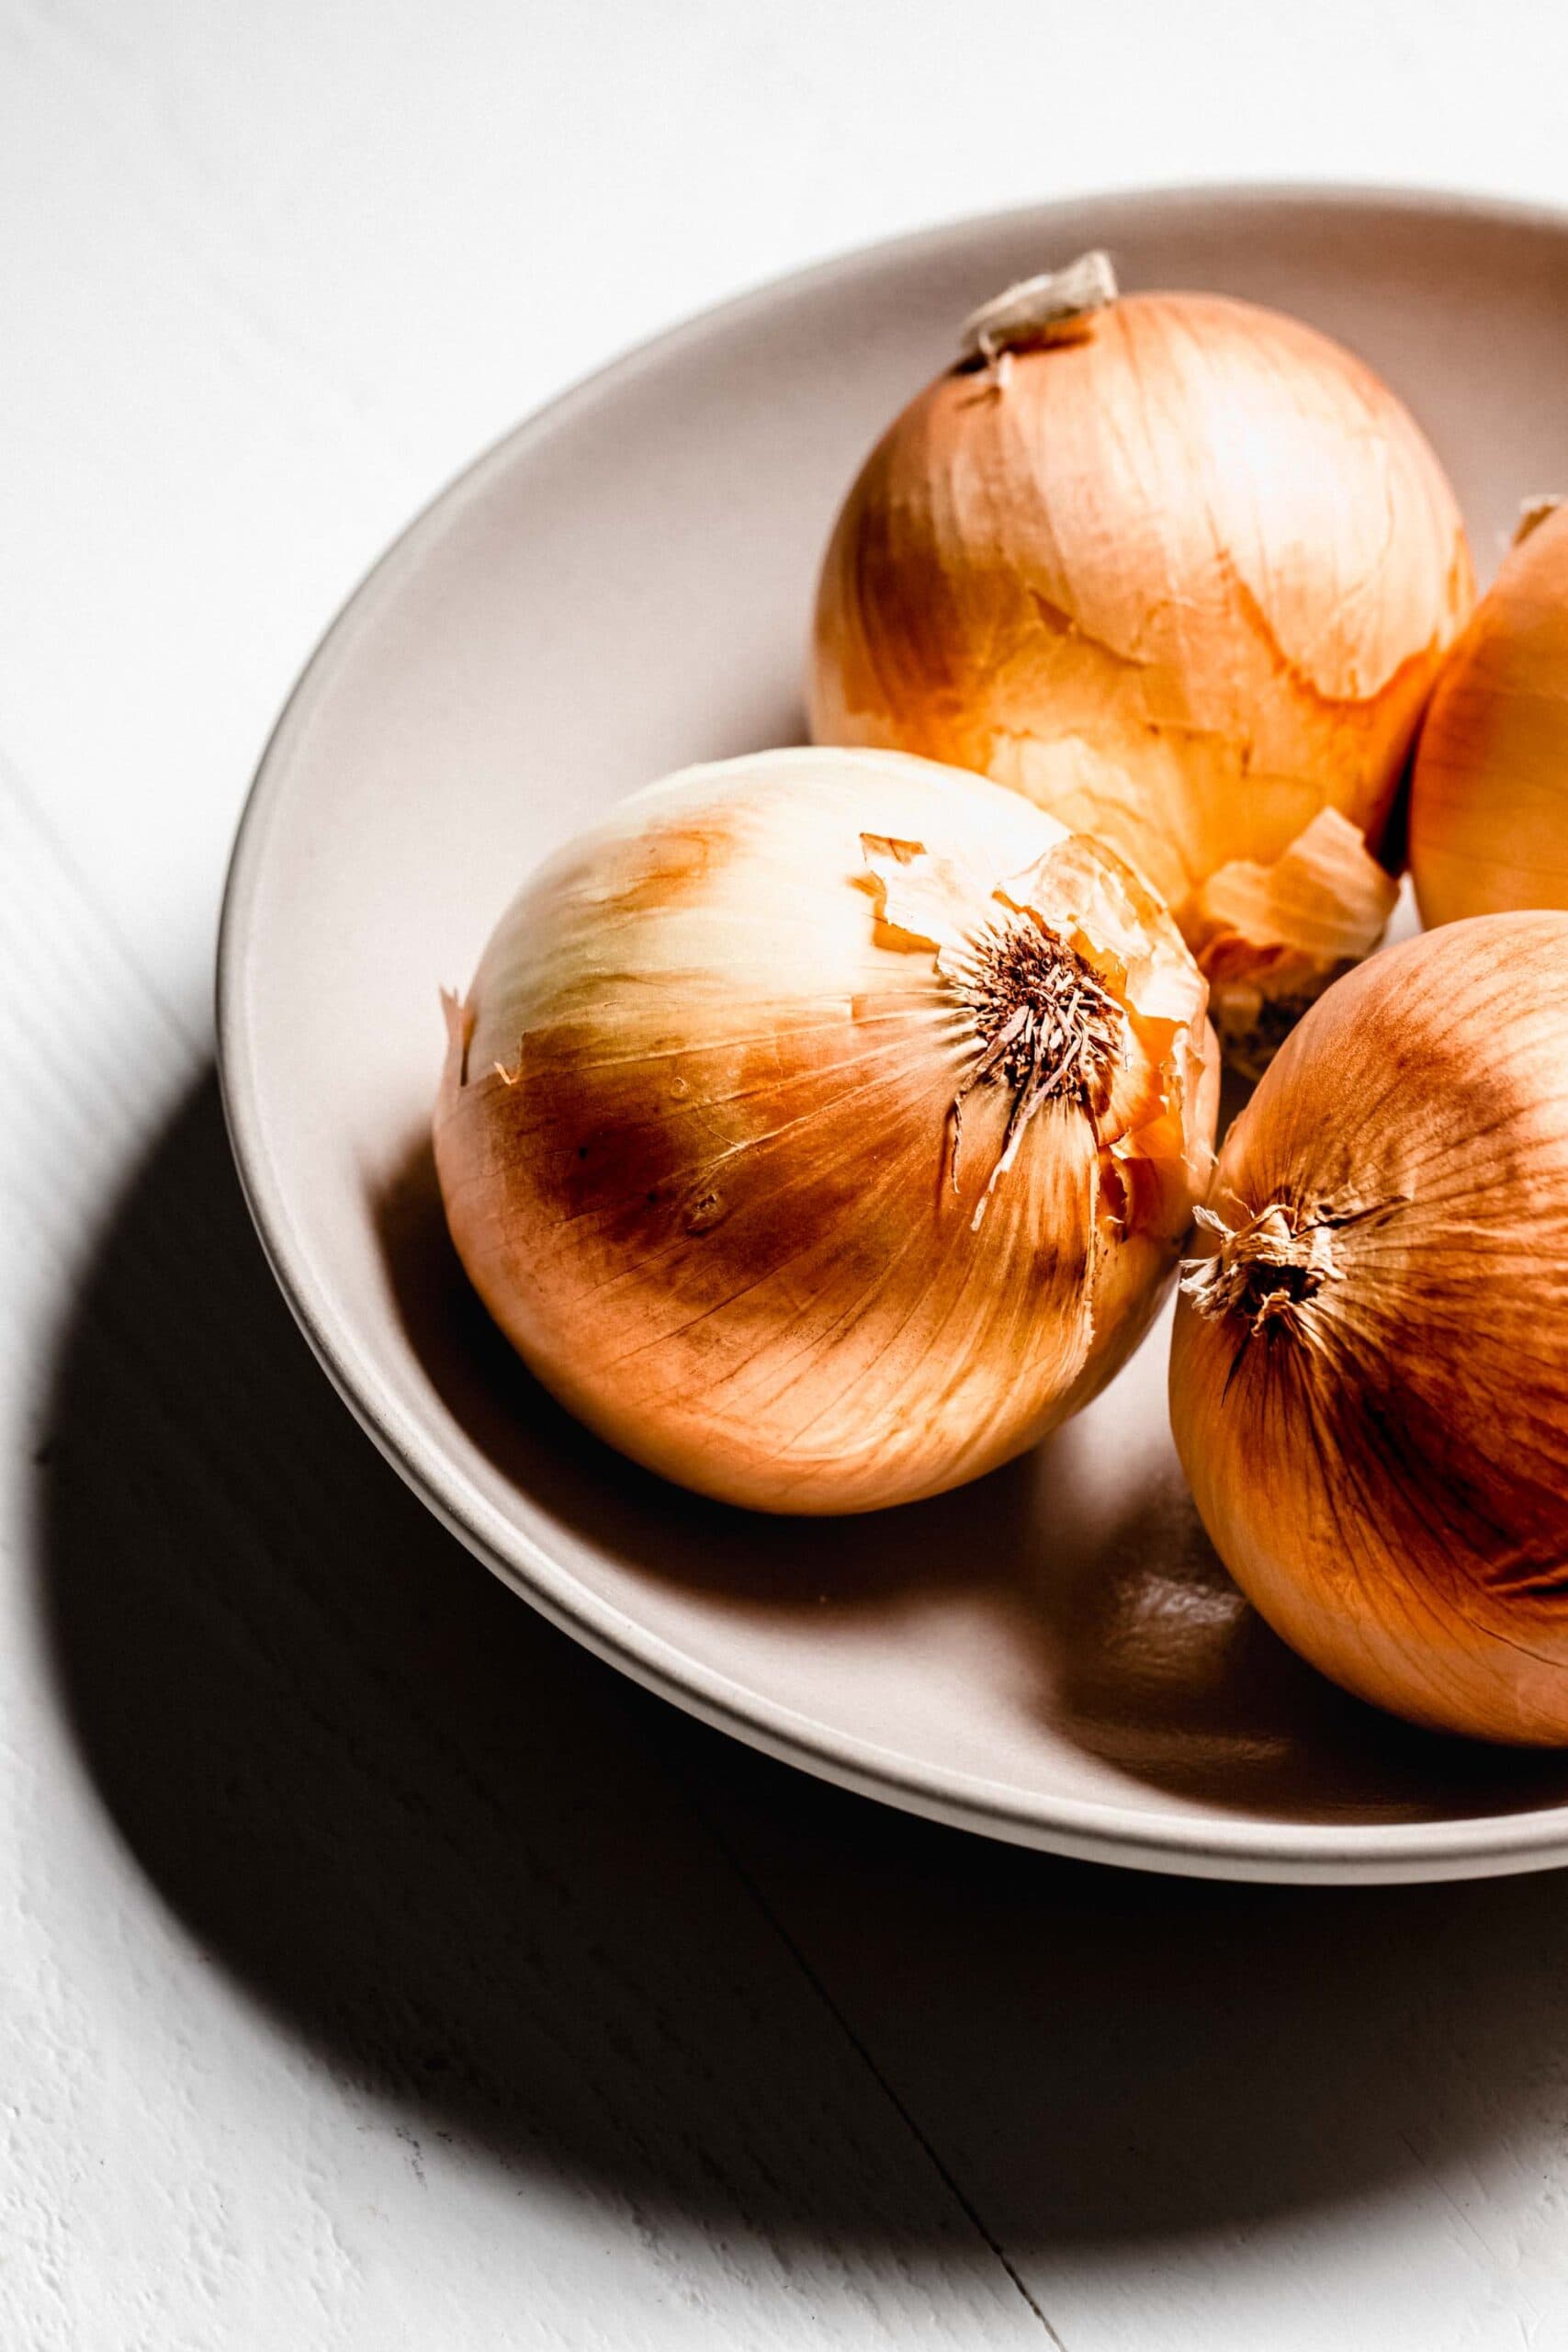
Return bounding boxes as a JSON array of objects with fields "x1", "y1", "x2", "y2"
[{"x1": 8, "y1": 4, "x2": 1568, "y2": 2346}]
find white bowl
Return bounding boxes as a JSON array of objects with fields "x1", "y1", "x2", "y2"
[{"x1": 219, "y1": 185, "x2": 1568, "y2": 1883}]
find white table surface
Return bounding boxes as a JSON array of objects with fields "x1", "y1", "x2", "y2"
[{"x1": 8, "y1": 5, "x2": 1568, "y2": 2345}]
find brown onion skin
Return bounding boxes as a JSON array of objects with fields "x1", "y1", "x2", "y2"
[
  {"x1": 811, "y1": 291, "x2": 1473, "y2": 928},
  {"x1": 1170, "y1": 914, "x2": 1568, "y2": 1745},
  {"x1": 1411, "y1": 503, "x2": 1568, "y2": 926},
  {"x1": 436, "y1": 751, "x2": 1219, "y2": 1516}
]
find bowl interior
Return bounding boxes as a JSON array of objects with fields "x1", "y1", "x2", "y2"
[{"x1": 221, "y1": 187, "x2": 1568, "y2": 1880}]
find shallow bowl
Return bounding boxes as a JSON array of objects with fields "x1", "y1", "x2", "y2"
[{"x1": 219, "y1": 184, "x2": 1568, "y2": 1882}]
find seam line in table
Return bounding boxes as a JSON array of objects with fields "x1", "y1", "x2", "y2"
[{"x1": 663, "y1": 1745, "x2": 1070, "y2": 2347}]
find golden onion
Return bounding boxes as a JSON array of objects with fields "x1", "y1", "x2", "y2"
[
  {"x1": 1411, "y1": 500, "x2": 1568, "y2": 925},
  {"x1": 435, "y1": 747, "x2": 1219, "y2": 1513},
  {"x1": 1171, "y1": 913, "x2": 1568, "y2": 1744},
  {"x1": 810, "y1": 255, "x2": 1474, "y2": 1070}
]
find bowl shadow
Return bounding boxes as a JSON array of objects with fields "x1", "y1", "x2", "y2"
[{"x1": 35, "y1": 1069, "x2": 1568, "y2": 2258}]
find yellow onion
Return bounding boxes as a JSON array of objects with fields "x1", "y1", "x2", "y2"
[
  {"x1": 1170, "y1": 913, "x2": 1568, "y2": 1744},
  {"x1": 435, "y1": 746, "x2": 1219, "y2": 1514},
  {"x1": 810, "y1": 254, "x2": 1474, "y2": 1071},
  {"x1": 1411, "y1": 499, "x2": 1568, "y2": 925}
]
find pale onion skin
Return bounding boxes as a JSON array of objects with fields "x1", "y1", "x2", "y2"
[
  {"x1": 1411, "y1": 503, "x2": 1568, "y2": 926},
  {"x1": 1170, "y1": 913, "x2": 1568, "y2": 1744},
  {"x1": 436, "y1": 747, "x2": 1220, "y2": 1515},
  {"x1": 810, "y1": 289, "x2": 1474, "y2": 1050}
]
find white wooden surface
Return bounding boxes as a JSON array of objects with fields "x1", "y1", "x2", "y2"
[{"x1": 7, "y1": 4, "x2": 1568, "y2": 2344}]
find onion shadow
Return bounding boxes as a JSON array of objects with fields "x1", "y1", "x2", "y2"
[
  {"x1": 1012, "y1": 1440, "x2": 1568, "y2": 1820},
  {"x1": 375, "y1": 1117, "x2": 1568, "y2": 1826}
]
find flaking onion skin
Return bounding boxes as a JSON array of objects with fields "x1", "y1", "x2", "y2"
[
  {"x1": 1411, "y1": 502, "x2": 1568, "y2": 926},
  {"x1": 1170, "y1": 914, "x2": 1568, "y2": 1744},
  {"x1": 436, "y1": 748, "x2": 1219, "y2": 1515},
  {"x1": 811, "y1": 287, "x2": 1473, "y2": 1060}
]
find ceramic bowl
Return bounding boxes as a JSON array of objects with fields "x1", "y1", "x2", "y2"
[{"x1": 219, "y1": 185, "x2": 1568, "y2": 1882}]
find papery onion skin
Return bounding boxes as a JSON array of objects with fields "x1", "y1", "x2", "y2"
[
  {"x1": 1170, "y1": 914, "x2": 1568, "y2": 1744},
  {"x1": 1411, "y1": 502, "x2": 1568, "y2": 927},
  {"x1": 436, "y1": 747, "x2": 1219, "y2": 1515},
  {"x1": 810, "y1": 287, "x2": 1473, "y2": 1049}
]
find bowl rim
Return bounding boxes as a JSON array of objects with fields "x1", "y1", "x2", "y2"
[{"x1": 217, "y1": 178, "x2": 1568, "y2": 1883}]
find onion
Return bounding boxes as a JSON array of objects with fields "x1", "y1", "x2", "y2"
[
  {"x1": 810, "y1": 255, "x2": 1474, "y2": 1070},
  {"x1": 1170, "y1": 913, "x2": 1568, "y2": 1744},
  {"x1": 1411, "y1": 499, "x2": 1568, "y2": 926},
  {"x1": 435, "y1": 747, "x2": 1219, "y2": 1514}
]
